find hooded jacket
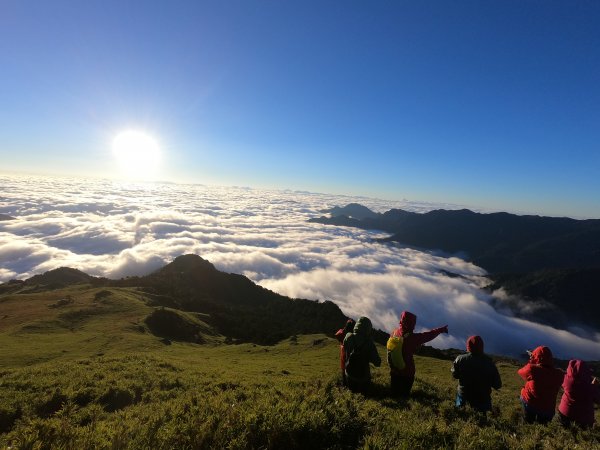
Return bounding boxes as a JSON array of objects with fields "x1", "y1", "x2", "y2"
[
  {"x1": 343, "y1": 317, "x2": 381, "y2": 383},
  {"x1": 391, "y1": 311, "x2": 447, "y2": 378},
  {"x1": 517, "y1": 346, "x2": 564, "y2": 414},
  {"x1": 335, "y1": 319, "x2": 355, "y2": 371},
  {"x1": 558, "y1": 359, "x2": 600, "y2": 426},
  {"x1": 452, "y1": 336, "x2": 502, "y2": 406}
]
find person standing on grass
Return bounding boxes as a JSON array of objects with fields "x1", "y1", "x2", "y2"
[
  {"x1": 389, "y1": 311, "x2": 448, "y2": 397},
  {"x1": 517, "y1": 346, "x2": 564, "y2": 424},
  {"x1": 558, "y1": 359, "x2": 600, "y2": 429},
  {"x1": 451, "y1": 335, "x2": 501, "y2": 413},
  {"x1": 343, "y1": 316, "x2": 381, "y2": 394},
  {"x1": 335, "y1": 318, "x2": 356, "y2": 386}
]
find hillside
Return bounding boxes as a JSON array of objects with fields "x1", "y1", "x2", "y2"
[
  {"x1": 111, "y1": 254, "x2": 349, "y2": 344},
  {"x1": 1, "y1": 256, "x2": 599, "y2": 448},
  {"x1": 0, "y1": 254, "x2": 348, "y2": 346},
  {"x1": 487, "y1": 268, "x2": 600, "y2": 330}
]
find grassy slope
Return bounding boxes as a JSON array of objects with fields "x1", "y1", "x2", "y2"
[{"x1": 1, "y1": 286, "x2": 599, "y2": 449}]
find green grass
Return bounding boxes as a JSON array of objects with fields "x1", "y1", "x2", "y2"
[{"x1": 1, "y1": 285, "x2": 599, "y2": 449}]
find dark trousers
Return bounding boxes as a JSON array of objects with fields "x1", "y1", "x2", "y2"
[
  {"x1": 559, "y1": 412, "x2": 591, "y2": 429},
  {"x1": 347, "y1": 377, "x2": 370, "y2": 394},
  {"x1": 455, "y1": 393, "x2": 492, "y2": 412},
  {"x1": 390, "y1": 373, "x2": 414, "y2": 397},
  {"x1": 520, "y1": 397, "x2": 553, "y2": 424}
]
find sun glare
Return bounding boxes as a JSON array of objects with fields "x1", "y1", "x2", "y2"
[{"x1": 112, "y1": 130, "x2": 160, "y2": 180}]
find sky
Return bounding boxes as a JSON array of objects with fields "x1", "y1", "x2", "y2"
[
  {"x1": 2, "y1": 174, "x2": 600, "y2": 360},
  {"x1": 1, "y1": 1, "x2": 600, "y2": 217}
]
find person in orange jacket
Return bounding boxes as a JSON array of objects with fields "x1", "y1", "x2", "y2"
[
  {"x1": 518, "y1": 346, "x2": 564, "y2": 424},
  {"x1": 335, "y1": 318, "x2": 355, "y2": 386}
]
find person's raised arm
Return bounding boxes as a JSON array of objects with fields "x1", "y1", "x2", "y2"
[
  {"x1": 517, "y1": 364, "x2": 531, "y2": 381},
  {"x1": 413, "y1": 325, "x2": 448, "y2": 346}
]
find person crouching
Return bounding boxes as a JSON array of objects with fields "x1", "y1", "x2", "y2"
[
  {"x1": 452, "y1": 335, "x2": 501, "y2": 413},
  {"x1": 518, "y1": 346, "x2": 564, "y2": 424}
]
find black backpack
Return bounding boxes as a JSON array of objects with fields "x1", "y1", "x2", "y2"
[{"x1": 344, "y1": 334, "x2": 368, "y2": 376}]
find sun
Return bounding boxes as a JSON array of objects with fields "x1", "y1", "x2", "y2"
[{"x1": 112, "y1": 130, "x2": 161, "y2": 180}]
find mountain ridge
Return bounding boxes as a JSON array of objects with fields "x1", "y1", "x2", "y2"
[
  {"x1": 310, "y1": 205, "x2": 600, "y2": 273},
  {"x1": 310, "y1": 204, "x2": 600, "y2": 330},
  {"x1": 1, "y1": 254, "x2": 351, "y2": 346}
]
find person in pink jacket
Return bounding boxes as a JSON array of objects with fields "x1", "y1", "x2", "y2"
[
  {"x1": 389, "y1": 311, "x2": 448, "y2": 397},
  {"x1": 558, "y1": 359, "x2": 600, "y2": 428}
]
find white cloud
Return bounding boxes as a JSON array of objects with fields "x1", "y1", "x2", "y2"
[{"x1": 0, "y1": 173, "x2": 599, "y2": 359}]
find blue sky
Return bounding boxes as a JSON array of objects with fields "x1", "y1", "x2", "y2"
[{"x1": 1, "y1": 1, "x2": 599, "y2": 217}]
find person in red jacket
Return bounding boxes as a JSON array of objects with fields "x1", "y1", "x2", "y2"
[
  {"x1": 390, "y1": 311, "x2": 448, "y2": 397},
  {"x1": 558, "y1": 359, "x2": 600, "y2": 429},
  {"x1": 517, "y1": 346, "x2": 564, "y2": 424},
  {"x1": 335, "y1": 319, "x2": 355, "y2": 386}
]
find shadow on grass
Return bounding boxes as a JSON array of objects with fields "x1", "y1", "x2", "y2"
[
  {"x1": 341, "y1": 381, "x2": 412, "y2": 409},
  {"x1": 388, "y1": 377, "x2": 450, "y2": 412}
]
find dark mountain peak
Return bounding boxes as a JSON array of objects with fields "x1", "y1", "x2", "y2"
[
  {"x1": 157, "y1": 254, "x2": 217, "y2": 275},
  {"x1": 381, "y1": 208, "x2": 414, "y2": 220},
  {"x1": 25, "y1": 267, "x2": 93, "y2": 286},
  {"x1": 117, "y1": 254, "x2": 350, "y2": 345},
  {"x1": 322, "y1": 203, "x2": 378, "y2": 220},
  {"x1": 0, "y1": 213, "x2": 16, "y2": 221},
  {"x1": 427, "y1": 208, "x2": 477, "y2": 217}
]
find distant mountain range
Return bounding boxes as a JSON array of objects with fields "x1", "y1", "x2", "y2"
[
  {"x1": 310, "y1": 205, "x2": 600, "y2": 273},
  {"x1": 0, "y1": 214, "x2": 16, "y2": 221},
  {"x1": 310, "y1": 204, "x2": 600, "y2": 330}
]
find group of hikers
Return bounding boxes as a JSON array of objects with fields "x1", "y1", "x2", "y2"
[{"x1": 335, "y1": 312, "x2": 600, "y2": 429}]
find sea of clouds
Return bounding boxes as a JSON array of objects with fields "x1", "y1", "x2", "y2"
[{"x1": 1, "y1": 174, "x2": 599, "y2": 359}]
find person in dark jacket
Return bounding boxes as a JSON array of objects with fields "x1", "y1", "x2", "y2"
[
  {"x1": 558, "y1": 359, "x2": 600, "y2": 429},
  {"x1": 452, "y1": 335, "x2": 501, "y2": 412},
  {"x1": 335, "y1": 319, "x2": 356, "y2": 386},
  {"x1": 389, "y1": 311, "x2": 448, "y2": 397},
  {"x1": 518, "y1": 346, "x2": 564, "y2": 424},
  {"x1": 343, "y1": 316, "x2": 381, "y2": 394}
]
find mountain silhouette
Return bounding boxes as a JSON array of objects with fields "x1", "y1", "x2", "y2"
[
  {"x1": 0, "y1": 214, "x2": 16, "y2": 221},
  {"x1": 310, "y1": 204, "x2": 600, "y2": 330},
  {"x1": 310, "y1": 206, "x2": 600, "y2": 273},
  {"x1": 125, "y1": 254, "x2": 349, "y2": 344},
  {"x1": 320, "y1": 203, "x2": 379, "y2": 220},
  {"x1": 27, "y1": 267, "x2": 94, "y2": 289}
]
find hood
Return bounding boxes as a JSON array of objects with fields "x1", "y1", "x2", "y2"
[
  {"x1": 353, "y1": 317, "x2": 373, "y2": 337},
  {"x1": 466, "y1": 335, "x2": 484, "y2": 354},
  {"x1": 343, "y1": 319, "x2": 356, "y2": 335},
  {"x1": 530, "y1": 346, "x2": 554, "y2": 367},
  {"x1": 566, "y1": 359, "x2": 592, "y2": 384},
  {"x1": 398, "y1": 311, "x2": 417, "y2": 336}
]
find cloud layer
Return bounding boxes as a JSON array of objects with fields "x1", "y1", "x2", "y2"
[{"x1": 1, "y1": 174, "x2": 599, "y2": 359}]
